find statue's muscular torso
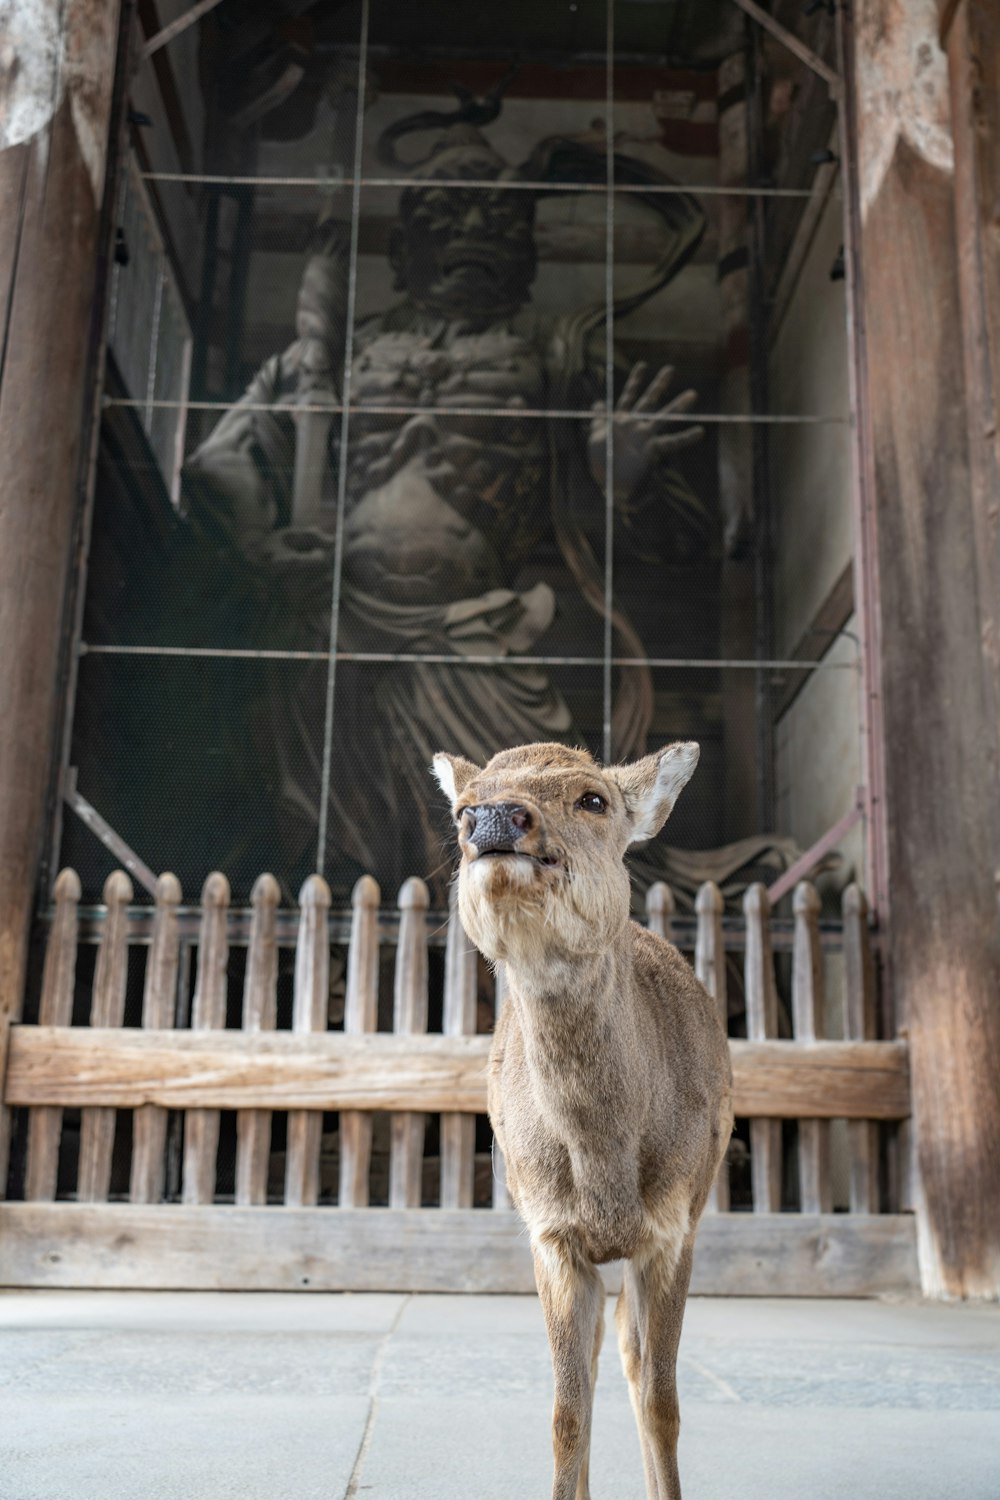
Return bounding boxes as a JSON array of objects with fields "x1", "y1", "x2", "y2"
[{"x1": 342, "y1": 319, "x2": 551, "y2": 604}]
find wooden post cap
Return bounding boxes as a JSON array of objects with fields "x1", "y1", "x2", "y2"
[
  {"x1": 154, "y1": 872, "x2": 182, "y2": 905},
  {"x1": 696, "y1": 880, "x2": 723, "y2": 914},
  {"x1": 352, "y1": 874, "x2": 380, "y2": 909},
  {"x1": 297, "y1": 874, "x2": 331, "y2": 910},
  {"x1": 200, "y1": 872, "x2": 230, "y2": 908},
  {"x1": 102, "y1": 870, "x2": 133, "y2": 906},
  {"x1": 793, "y1": 880, "x2": 821, "y2": 915},
  {"x1": 53, "y1": 869, "x2": 82, "y2": 902},
  {"x1": 398, "y1": 876, "x2": 430, "y2": 911},
  {"x1": 743, "y1": 881, "x2": 770, "y2": 917},
  {"x1": 250, "y1": 873, "x2": 279, "y2": 908},
  {"x1": 646, "y1": 881, "x2": 674, "y2": 917}
]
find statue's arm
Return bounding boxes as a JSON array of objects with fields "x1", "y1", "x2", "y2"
[{"x1": 182, "y1": 354, "x2": 294, "y2": 545}]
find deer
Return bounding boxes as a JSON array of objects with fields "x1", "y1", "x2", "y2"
[{"x1": 432, "y1": 740, "x2": 733, "y2": 1500}]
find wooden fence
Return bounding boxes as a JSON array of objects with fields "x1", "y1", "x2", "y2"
[{"x1": 0, "y1": 868, "x2": 918, "y2": 1295}]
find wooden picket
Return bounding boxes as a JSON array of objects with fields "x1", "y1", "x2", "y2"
[
  {"x1": 696, "y1": 881, "x2": 730, "y2": 1212},
  {"x1": 285, "y1": 876, "x2": 331, "y2": 1207},
  {"x1": 792, "y1": 881, "x2": 832, "y2": 1213},
  {"x1": 844, "y1": 883, "x2": 880, "y2": 1212},
  {"x1": 234, "y1": 874, "x2": 280, "y2": 1206},
  {"x1": 744, "y1": 883, "x2": 782, "y2": 1213},
  {"x1": 339, "y1": 875, "x2": 380, "y2": 1207},
  {"x1": 78, "y1": 871, "x2": 132, "y2": 1202},
  {"x1": 389, "y1": 877, "x2": 429, "y2": 1209},
  {"x1": 440, "y1": 886, "x2": 478, "y2": 1209},
  {"x1": 645, "y1": 881, "x2": 674, "y2": 942},
  {"x1": 0, "y1": 864, "x2": 919, "y2": 1296},
  {"x1": 181, "y1": 873, "x2": 229, "y2": 1204},
  {"x1": 24, "y1": 869, "x2": 81, "y2": 1201},
  {"x1": 130, "y1": 873, "x2": 182, "y2": 1204}
]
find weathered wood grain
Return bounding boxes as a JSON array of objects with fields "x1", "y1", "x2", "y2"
[
  {"x1": 78, "y1": 872, "x2": 132, "y2": 1202},
  {"x1": 744, "y1": 884, "x2": 782, "y2": 1212},
  {"x1": 130, "y1": 874, "x2": 182, "y2": 1204},
  {"x1": 940, "y1": 0, "x2": 1000, "y2": 1296},
  {"x1": 181, "y1": 873, "x2": 230, "y2": 1205},
  {"x1": 285, "y1": 876, "x2": 331, "y2": 1208},
  {"x1": 0, "y1": 1203, "x2": 919, "y2": 1297},
  {"x1": 235, "y1": 874, "x2": 280, "y2": 1207},
  {"x1": 730, "y1": 1041, "x2": 908, "y2": 1118},
  {"x1": 338, "y1": 876, "x2": 380, "y2": 1207},
  {"x1": 25, "y1": 871, "x2": 81, "y2": 1202},
  {"x1": 440, "y1": 887, "x2": 478, "y2": 1210},
  {"x1": 5, "y1": 1029, "x2": 910, "y2": 1119},
  {"x1": 0, "y1": 1, "x2": 123, "y2": 1195},
  {"x1": 850, "y1": 0, "x2": 1000, "y2": 1296},
  {"x1": 696, "y1": 881, "x2": 730, "y2": 1212},
  {"x1": 389, "y1": 879, "x2": 429, "y2": 1209},
  {"x1": 793, "y1": 882, "x2": 832, "y2": 1214}
]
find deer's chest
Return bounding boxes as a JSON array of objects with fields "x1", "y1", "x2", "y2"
[{"x1": 488, "y1": 1011, "x2": 656, "y2": 1263}]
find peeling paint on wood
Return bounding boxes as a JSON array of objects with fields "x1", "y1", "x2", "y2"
[
  {"x1": 0, "y1": 0, "x2": 118, "y2": 203},
  {"x1": 856, "y1": 0, "x2": 954, "y2": 217}
]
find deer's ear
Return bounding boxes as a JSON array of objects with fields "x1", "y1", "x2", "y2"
[
  {"x1": 431, "y1": 752, "x2": 481, "y2": 807},
  {"x1": 609, "y1": 741, "x2": 699, "y2": 846}
]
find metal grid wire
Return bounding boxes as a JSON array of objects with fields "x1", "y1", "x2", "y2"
[{"x1": 59, "y1": 0, "x2": 859, "y2": 905}]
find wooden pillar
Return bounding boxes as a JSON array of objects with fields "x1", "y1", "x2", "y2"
[
  {"x1": 941, "y1": 0, "x2": 1000, "y2": 804},
  {"x1": 850, "y1": 0, "x2": 1000, "y2": 1298},
  {"x1": 0, "y1": 0, "x2": 125, "y2": 1186}
]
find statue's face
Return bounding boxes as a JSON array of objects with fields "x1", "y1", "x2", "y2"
[{"x1": 394, "y1": 180, "x2": 537, "y2": 319}]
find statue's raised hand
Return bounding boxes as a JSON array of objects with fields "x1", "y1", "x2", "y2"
[{"x1": 587, "y1": 363, "x2": 704, "y2": 501}]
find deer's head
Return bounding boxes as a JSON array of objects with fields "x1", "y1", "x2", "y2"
[{"x1": 432, "y1": 740, "x2": 698, "y2": 967}]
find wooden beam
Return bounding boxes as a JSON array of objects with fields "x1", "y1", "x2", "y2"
[
  {"x1": 730, "y1": 0, "x2": 840, "y2": 94},
  {"x1": 945, "y1": 0, "x2": 1000, "y2": 852},
  {"x1": 136, "y1": 0, "x2": 195, "y2": 176},
  {"x1": 0, "y1": 1203, "x2": 919, "y2": 1296},
  {"x1": 851, "y1": 0, "x2": 1000, "y2": 1299},
  {"x1": 0, "y1": 0, "x2": 125, "y2": 1189},
  {"x1": 4, "y1": 1027, "x2": 910, "y2": 1120}
]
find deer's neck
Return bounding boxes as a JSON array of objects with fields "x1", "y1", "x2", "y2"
[
  {"x1": 503, "y1": 935, "x2": 635, "y2": 1053},
  {"x1": 504, "y1": 936, "x2": 648, "y2": 1245}
]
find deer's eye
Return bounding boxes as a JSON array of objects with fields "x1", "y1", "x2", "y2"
[{"x1": 577, "y1": 792, "x2": 606, "y2": 814}]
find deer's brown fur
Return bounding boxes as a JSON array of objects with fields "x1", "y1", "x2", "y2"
[{"x1": 433, "y1": 740, "x2": 732, "y2": 1500}]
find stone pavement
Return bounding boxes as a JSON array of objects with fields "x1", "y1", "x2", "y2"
[{"x1": 2, "y1": 1291, "x2": 998, "y2": 1499}]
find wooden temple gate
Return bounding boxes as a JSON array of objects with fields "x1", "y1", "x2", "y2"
[
  {"x1": 2, "y1": 0, "x2": 998, "y2": 1303},
  {"x1": 0, "y1": 869, "x2": 917, "y2": 1294}
]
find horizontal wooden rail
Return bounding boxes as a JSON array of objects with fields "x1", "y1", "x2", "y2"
[
  {"x1": 62, "y1": 905, "x2": 856, "y2": 954},
  {"x1": 0, "y1": 1204, "x2": 919, "y2": 1296},
  {"x1": 5, "y1": 1027, "x2": 911, "y2": 1120}
]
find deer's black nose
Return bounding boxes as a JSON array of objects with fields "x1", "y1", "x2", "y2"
[{"x1": 463, "y1": 801, "x2": 534, "y2": 854}]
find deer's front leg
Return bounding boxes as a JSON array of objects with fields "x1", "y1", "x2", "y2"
[
  {"x1": 532, "y1": 1235, "x2": 604, "y2": 1500},
  {"x1": 622, "y1": 1233, "x2": 696, "y2": 1500}
]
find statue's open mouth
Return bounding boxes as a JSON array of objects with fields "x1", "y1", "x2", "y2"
[{"x1": 442, "y1": 248, "x2": 499, "y2": 279}]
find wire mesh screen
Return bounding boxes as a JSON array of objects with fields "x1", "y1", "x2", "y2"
[{"x1": 58, "y1": 0, "x2": 860, "y2": 913}]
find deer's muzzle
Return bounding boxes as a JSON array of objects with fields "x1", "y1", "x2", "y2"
[{"x1": 461, "y1": 801, "x2": 536, "y2": 858}]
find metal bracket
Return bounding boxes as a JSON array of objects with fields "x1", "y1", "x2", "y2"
[
  {"x1": 766, "y1": 799, "x2": 864, "y2": 906},
  {"x1": 729, "y1": 0, "x2": 842, "y2": 97},
  {"x1": 63, "y1": 768, "x2": 158, "y2": 896},
  {"x1": 140, "y1": 0, "x2": 226, "y2": 63}
]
